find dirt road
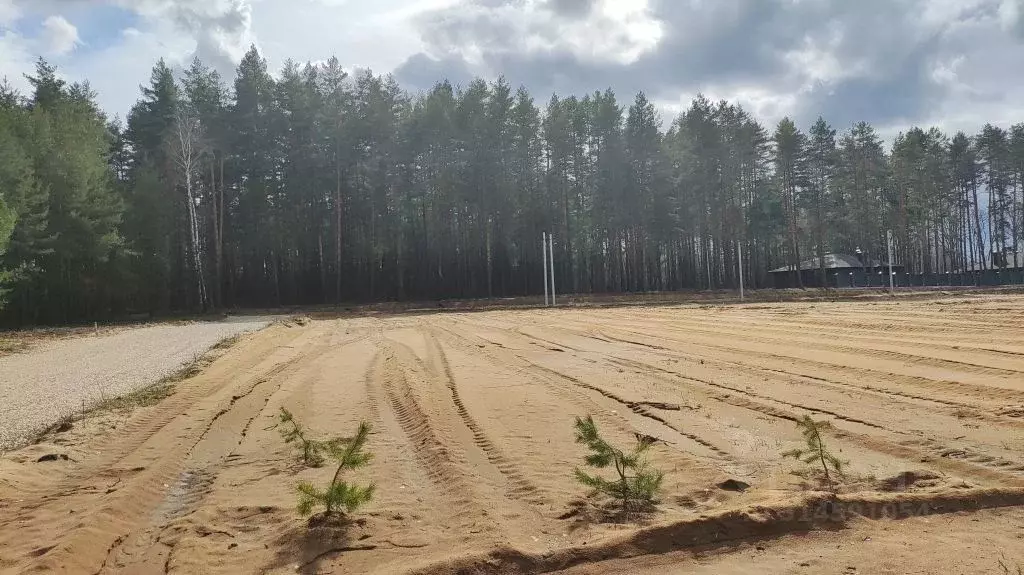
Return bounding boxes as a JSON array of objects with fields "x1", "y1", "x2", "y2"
[
  {"x1": 1, "y1": 297, "x2": 1023, "y2": 574},
  {"x1": 0, "y1": 316, "x2": 274, "y2": 451}
]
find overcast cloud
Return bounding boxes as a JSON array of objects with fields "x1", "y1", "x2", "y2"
[{"x1": 1, "y1": 0, "x2": 1023, "y2": 137}]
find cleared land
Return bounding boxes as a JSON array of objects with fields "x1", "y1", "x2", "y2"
[
  {"x1": 0, "y1": 316, "x2": 275, "y2": 451},
  {"x1": 1, "y1": 297, "x2": 1024, "y2": 574}
]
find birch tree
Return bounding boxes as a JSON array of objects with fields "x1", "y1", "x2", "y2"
[{"x1": 171, "y1": 103, "x2": 209, "y2": 310}]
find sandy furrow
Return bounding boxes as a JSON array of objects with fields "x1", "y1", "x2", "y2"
[
  {"x1": 431, "y1": 321, "x2": 747, "y2": 485},
  {"x1": 419, "y1": 328, "x2": 550, "y2": 506},
  {"x1": 451, "y1": 314, "x2": 1024, "y2": 489},
  {"x1": 594, "y1": 310, "x2": 1024, "y2": 373},
  {"x1": 593, "y1": 322, "x2": 1024, "y2": 407}
]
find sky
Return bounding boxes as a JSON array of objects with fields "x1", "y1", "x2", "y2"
[{"x1": 2, "y1": 0, "x2": 1024, "y2": 138}]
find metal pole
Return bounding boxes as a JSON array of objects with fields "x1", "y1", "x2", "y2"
[
  {"x1": 738, "y1": 241, "x2": 745, "y2": 301},
  {"x1": 542, "y1": 232, "x2": 549, "y2": 306},
  {"x1": 706, "y1": 238, "x2": 713, "y2": 291},
  {"x1": 549, "y1": 234, "x2": 556, "y2": 306},
  {"x1": 887, "y1": 229, "x2": 895, "y2": 294}
]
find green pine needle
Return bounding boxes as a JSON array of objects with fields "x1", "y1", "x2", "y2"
[
  {"x1": 291, "y1": 419, "x2": 375, "y2": 519},
  {"x1": 572, "y1": 415, "x2": 664, "y2": 512},
  {"x1": 782, "y1": 415, "x2": 846, "y2": 493}
]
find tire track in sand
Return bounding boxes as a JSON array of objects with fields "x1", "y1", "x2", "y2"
[
  {"x1": 418, "y1": 328, "x2": 550, "y2": 507},
  {"x1": 374, "y1": 340, "x2": 476, "y2": 509},
  {"x1": 0, "y1": 326, "x2": 318, "y2": 574},
  {"x1": 585, "y1": 328, "x2": 1024, "y2": 431},
  {"x1": 430, "y1": 322, "x2": 736, "y2": 478},
  {"x1": 609, "y1": 355, "x2": 1024, "y2": 486},
  {"x1": 597, "y1": 324, "x2": 1024, "y2": 406}
]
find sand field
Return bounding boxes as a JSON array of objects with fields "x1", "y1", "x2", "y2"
[{"x1": 2, "y1": 296, "x2": 1024, "y2": 573}]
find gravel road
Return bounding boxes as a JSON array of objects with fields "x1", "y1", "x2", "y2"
[{"x1": 0, "y1": 317, "x2": 275, "y2": 452}]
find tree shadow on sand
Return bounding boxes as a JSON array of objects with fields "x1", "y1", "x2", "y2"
[{"x1": 268, "y1": 514, "x2": 376, "y2": 574}]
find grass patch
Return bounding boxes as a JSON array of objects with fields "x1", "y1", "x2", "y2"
[
  {"x1": 0, "y1": 338, "x2": 28, "y2": 355},
  {"x1": 94, "y1": 382, "x2": 176, "y2": 412},
  {"x1": 211, "y1": 333, "x2": 243, "y2": 351}
]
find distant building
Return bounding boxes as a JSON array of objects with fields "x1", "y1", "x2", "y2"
[{"x1": 769, "y1": 253, "x2": 902, "y2": 288}]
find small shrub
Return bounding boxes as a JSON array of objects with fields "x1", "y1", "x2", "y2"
[
  {"x1": 296, "y1": 421, "x2": 375, "y2": 518},
  {"x1": 276, "y1": 407, "x2": 326, "y2": 467},
  {"x1": 573, "y1": 415, "x2": 664, "y2": 512},
  {"x1": 782, "y1": 415, "x2": 846, "y2": 493}
]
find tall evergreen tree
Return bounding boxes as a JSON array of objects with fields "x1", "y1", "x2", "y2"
[
  {"x1": 3, "y1": 50, "x2": 1023, "y2": 325},
  {"x1": 807, "y1": 118, "x2": 836, "y2": 284}
]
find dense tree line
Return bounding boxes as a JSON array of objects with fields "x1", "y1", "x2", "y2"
[{"x1": 1, "y1": 49, "x2": 1022, "y2": 325}]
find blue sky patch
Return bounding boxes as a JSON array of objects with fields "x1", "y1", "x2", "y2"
[
  {"x1": 10, "y1": 3, "x2": 137, "y2": 54},
  {"x1": 63, "y1": 4, "x2": 138, "y2": 53}
]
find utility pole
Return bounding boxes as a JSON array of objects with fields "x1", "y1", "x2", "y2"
[
  {"x1": 542, "y1": 232, "x2": 549, "y2": 306},
  {"x1": 706, "y1": 238, "x2": 713, "y2": 291},
  {"x1": 738, "y1": 241, "x2": 745, "y2": 301},
  {"x1": 887, "y1": 229, "x2": 895, "y2": 294},
  {"x1": 549, "y1": 234, "x2": 556, "y2": 306}
]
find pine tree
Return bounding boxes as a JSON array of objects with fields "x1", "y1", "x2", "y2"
[
  {"x1": 573, "y1": 415, "x2": 664, "y2": 512},
  {"x1": 808, "y1": 118, "x2": 836, "y2": 285},
  {"x1": 124, "y1": 60, "x2": 180, "y2": 314},
  {"x1": 24, "y1": 61, "x2": 124, "y2": 324},
  {"x1": 296, "y1": 421, "x2": 375, "y2": 518},
  {"x1": 782, "y1": 415, "x2": 845, "y2": 493},
  {"x1": 0, "y1": 93, "x2": 51, "y2": 316},
  {"x1": 773, "y1": 118, "x2": 810, "y2": 287},
  {"x1": 276, "y1": 407, "x2": 326, "y2": 467}
]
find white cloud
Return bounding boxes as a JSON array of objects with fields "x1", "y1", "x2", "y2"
[
  {"x1": 42, "y1": 15, "x2": 80, "y2": 55},
  {"x1": 0, "y1": 30, "x2": 33, "y2": 93},
  {"x1": 74, "y1": 21, "x2": 196, "y2": 119},
  {"x1": 0, "y1": 0, "x2": 20, "y2": 27},
  {"x1": 2, "y1": 0, "x2": 1024, "y2": 139},
  {"x1": 419, "y1": 0, "x2": 663, "y2": 68},
  {"x1": 999, "y1": 0, "x2": 1022, "y2": 32}
]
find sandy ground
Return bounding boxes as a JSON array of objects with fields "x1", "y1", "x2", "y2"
[
  {"x1": 0, "y1": 316, "x2": 275, "y2": 451},
  {"x1": 1, "y1": 296, "x2": 1023, "y2": 574}
]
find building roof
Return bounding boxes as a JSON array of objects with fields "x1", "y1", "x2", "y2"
[{"x1": 769, "y1": 253, "x2": 888, "y2": 274}]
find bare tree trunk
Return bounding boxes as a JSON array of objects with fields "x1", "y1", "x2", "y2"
[
  {"x1": 210, "y1": 159, "x2": 221, "y2": 309},
  {"x1": 219, "y1": 157, "x2": 225, "y2": 307},
  {"x1": 972, "y1": 176, "x2": 986, "y2": 271},
  {"x1": 185, "y1": 170, "x2": 207, "y2": 310},
  {"x1": 174, "y1": 105, "x2": 209, "y2": 311},
  {"x1": 335, "y1": 159, "x2": 343, "y2": 303},
  {"x1": 486, "y1": 217, "x2": 493, "y2": 298}
]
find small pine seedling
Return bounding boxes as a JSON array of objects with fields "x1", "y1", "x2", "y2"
[
  {"x1": 573, "y1": 415, "x2": 664, "y2": 513},
  {"x1": 277, "y1": 407, "x2": 325, "y2": 467},
  {"x1": 782, "y1": 415, "x2": 846, "y2": 493},
  {"x1": 296, "y1": 421, "x2": 375, "y2": 518}
]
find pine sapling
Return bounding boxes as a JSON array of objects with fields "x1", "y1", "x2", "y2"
[
  {"x1": 296, "y1": 421, "x2": 375, "y2": 518},
  {"x1": 573, "y1": 415, "x2": 664, "y2": 513},
  {"x1": 276, "y1": 407, "x2": 325, "y2": 467},
  {"x1": 782, "y1": 415, "x2": 846, "y2": 493}
]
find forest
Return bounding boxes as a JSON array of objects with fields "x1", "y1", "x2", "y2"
[{"x1": 0, "y1": 47, "x2": 1021, "y2": 325}]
